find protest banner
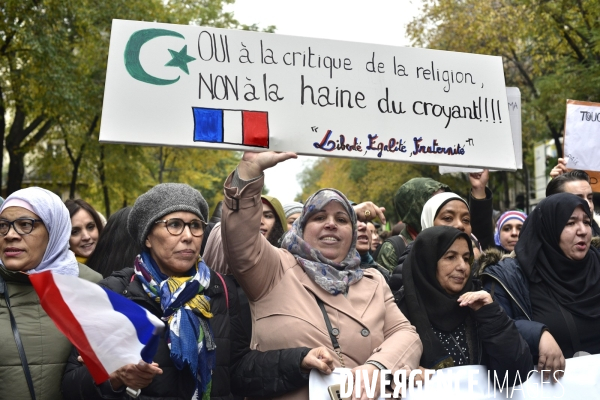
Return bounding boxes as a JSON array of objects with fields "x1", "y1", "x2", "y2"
[
  {"x1": 439, "y1": 87, "x2": 521, "y2": 174},
  {"x1": 564, "y1": 99, "x2": 600, "y2": 191},
  {"x1": 100, "y1": 19, "x2": 516, "y2": 170}
]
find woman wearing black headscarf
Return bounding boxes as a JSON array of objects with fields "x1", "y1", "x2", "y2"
[
  {"x1": 480, "y1": 193, "x2": 600, "y2": 380},
  {"x1": 397, "y1": 226, "x2": 531, "y2": 383}
]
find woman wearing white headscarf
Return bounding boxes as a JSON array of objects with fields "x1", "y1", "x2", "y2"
[
  {"x1": 0, "y1": 187, "x2": 101, "y2": 400},
  {"x1": 389, "y1": 192, "x2": 480, "y2": 292}
]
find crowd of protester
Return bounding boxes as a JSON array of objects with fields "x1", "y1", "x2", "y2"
[{"x1": 1, "y1": 151, "x2": 599, "y2": 400}]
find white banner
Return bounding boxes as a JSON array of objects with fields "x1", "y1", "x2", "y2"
[
  {"x1": 309, "y1": 355, "x2": 600, "y2": 399},
  {"x1": 564, "y1": 99, "x2": 600, "y2": 172},
  {"x1": 100, "y1": 19, "x2": 516, "y2": 170},
  {"x1": 439, "y1": 86, "x2": 521, "y2": 174}
]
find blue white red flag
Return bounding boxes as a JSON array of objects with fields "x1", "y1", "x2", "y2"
[
  {"x1": 30, "y1": 271, "x2": 164, "y2": 383},
  {"x1": 192, "y1": 107, "x2": 269, "y2": 148}
]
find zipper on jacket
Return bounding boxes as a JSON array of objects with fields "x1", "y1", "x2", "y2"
[
  {"x1": 449, "y1": 333, "x2": 469, "y2": 364},
  {"x1": 480, "y1": 272, "x2": 531, "y2": 321}
]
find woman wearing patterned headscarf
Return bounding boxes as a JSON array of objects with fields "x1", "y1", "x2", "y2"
[
  {"x1": 0, "y1": 187, "x2": 101, "y2": 399},
  {"x1": 493, "y1": 210, "x2": 527, "y2": 253},
  {"x1": 221, "y1": 151, "x2": 422, "y2": 400}
]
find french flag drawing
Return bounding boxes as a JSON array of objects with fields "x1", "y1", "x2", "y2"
[
  {"x1": 192, "y1": 107, "x2": 269, "y2": 148},
  {"x1": 30, "y1": 271, "x2": 164, "y2": 384}
]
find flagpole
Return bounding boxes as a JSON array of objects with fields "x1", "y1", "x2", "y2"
[{"x1": 126, "y1": 387, "x2": 141, "y2": 398}]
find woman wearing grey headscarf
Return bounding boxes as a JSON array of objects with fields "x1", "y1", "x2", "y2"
[
  {"x1": 0, "y1": 187, "x2": 102, "y2": 399},
  {"x1": 220, "y1": 151, "x2": 422, "y2": 400}
]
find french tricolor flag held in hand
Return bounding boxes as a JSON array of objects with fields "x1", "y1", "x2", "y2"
[
  {"x1": 30, "y1": 271, "x2": 164, "y2": 384},
  {"x1": 193, "y1": 107, "x2": 269, "y2": 148}
]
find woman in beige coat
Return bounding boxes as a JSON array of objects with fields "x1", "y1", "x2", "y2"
[{"x1": 221, "y1": 151, "x2": 422, "y2": 400}]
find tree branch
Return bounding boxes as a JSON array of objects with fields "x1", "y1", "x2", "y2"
[
  {"x1": 559, "y1": 27, "x2": 586, "y2": 63},
  {"x1": 575, "y1": 0, "x2": 592, "y2": 32},
  {"x1": 6, "y1": 108, "x2": 27, "y2": 148},
  {"x1": 0, "y1": 83, "x2": 6, "y2": 188},
  {"x1": 547, "y1": 13, "x2": 586, "y2": 63},
  {"x1": 63, "y1": 115, "x2": 99, "y2": 165},
  {"x1": 22, "y1": 119, "x2": 53, "y2": 153},
  {"x1": 507, "y1": 48, "x2": 539, "y2": 98},
  {"x1": 87, "y1": 115, "x2": 99, "y2": 138},
  {"x1": 64, "y1": 134, "x2": 76, "y2": 164},
  {"x1": 0, "y1": 30, "x2": 16, "y2": 55}
]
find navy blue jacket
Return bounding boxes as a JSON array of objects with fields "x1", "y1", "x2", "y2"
[{"x1": 479, "y1": 256, "x2": 547, "y2": 360}]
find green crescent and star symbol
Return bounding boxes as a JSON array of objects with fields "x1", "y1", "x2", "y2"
[{"x1": 124, "y1": 29, "x2": 196, "y2": 85}]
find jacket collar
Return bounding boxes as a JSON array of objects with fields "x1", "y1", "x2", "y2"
[
  {"x1": 205, "y1": 270, "x2": 225, "y2": 298},
  {"x1": 0, "y1": 265, "x2": 32, "y2": 284}
]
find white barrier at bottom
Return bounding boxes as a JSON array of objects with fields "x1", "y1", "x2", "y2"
[{"x1": 309, "y1": 354, "x2": 600, "y2": 399}]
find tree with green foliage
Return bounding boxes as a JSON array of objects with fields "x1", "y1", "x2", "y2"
[
  {"x1": 407, "y1": 0, "x2": 600, "y2": 160},
  {"x1": 0, "y1": 0, "x2": 166, "y2": 194},
  {"x1": 2, "y1": 0, "x2": 271, "y2": 216}
]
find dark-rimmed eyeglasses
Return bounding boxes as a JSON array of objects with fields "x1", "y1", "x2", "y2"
[
  {"x1": 154, "y1": 218, "x2": 205, "y2": 237},
  {"x1": 0, "y1": 218, "x2": 44, "y2": 236}
]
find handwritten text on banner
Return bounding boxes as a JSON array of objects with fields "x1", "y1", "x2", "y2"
[
  {"x1": 564, "y1": 99, "x2": 600, "y2": 172},
  {"x1": 100, "y1": 19, "x2": 516, "y2": 170}
]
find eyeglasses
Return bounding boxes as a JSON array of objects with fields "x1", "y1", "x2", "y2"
[
  {"x1": 154, "y1": 218, "x2": 205, "y2": 237},
  {"x1": 0, "y1": 218, "x2": 44, "y2": 236}
]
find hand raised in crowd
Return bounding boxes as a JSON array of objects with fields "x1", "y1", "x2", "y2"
[
  {"x1": 353, "y1": 202, "x2": 386, "y2": 224},
  {"x1": 238, "y1": 151, "x2": 298, "y2": 179},
  {"x1": 108, "y1": 360, "x2": 163, "y2": 390},
  {"x1": 457, "y1": 290, "x2": 493, "y2": 311},
  {"x1": 300, "y1": 346, "x2": 335, "y2": 374},
  {"x1": 538, "y1": 331, "x2": 565, "y2": 382},
  {"x1": 549, "y1": 158, "x2": 568, "y2": 178},
  {"x1": 469, "y1": 169, "x2": 489, "y2": 199},
  {"x1": 350, "y1": 363, "x2": 381, "y2": 400}
]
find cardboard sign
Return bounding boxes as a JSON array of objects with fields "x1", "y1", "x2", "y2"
[
  {"x1": 587, "y1": 170, "x2": 600, "y2": 192},
  {"x1": 100, "y1": 19, "x2": 516, "y2": 170},
  {"x1": 564, "y1": 100, "x2": 600, "y2": 172},
  {"x1": 563, "y1": 99, "x2": 600, "y2": 191}
]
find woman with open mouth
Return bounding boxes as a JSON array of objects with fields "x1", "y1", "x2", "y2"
[{"x1": 480, "y1": 193, "x2": 600, "y2": 382}]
